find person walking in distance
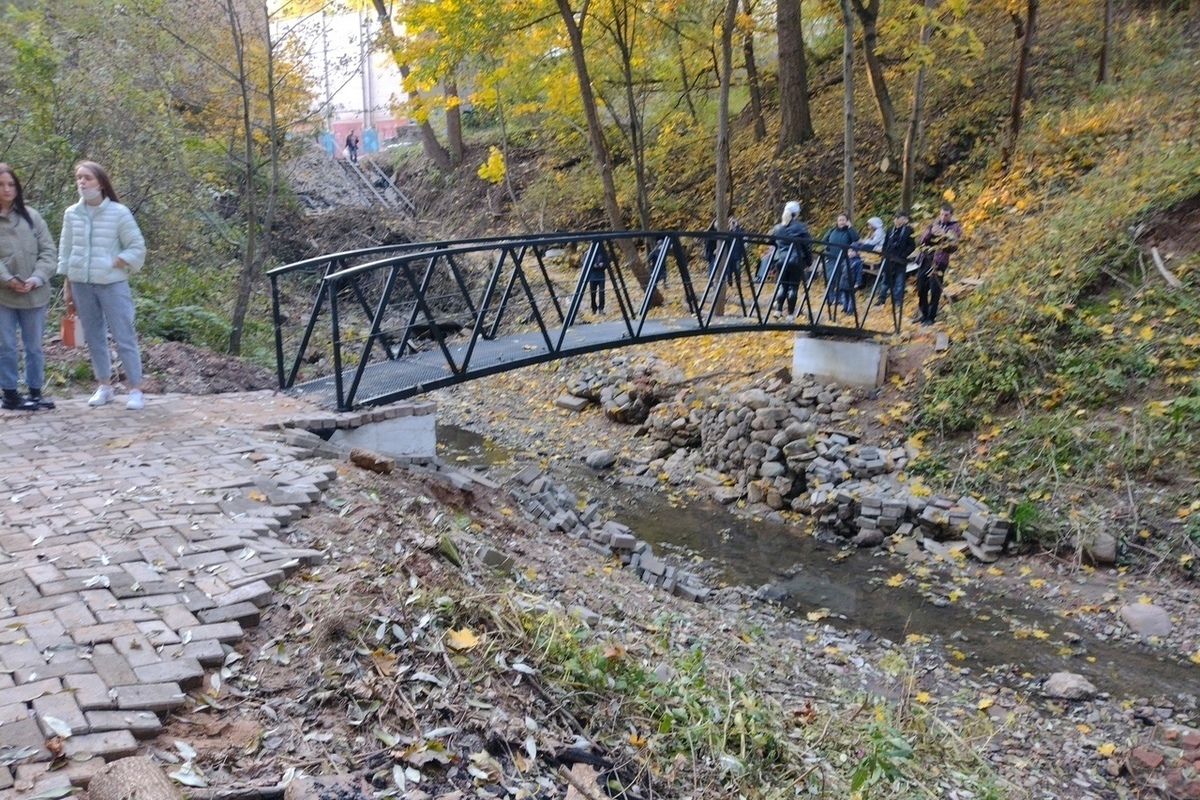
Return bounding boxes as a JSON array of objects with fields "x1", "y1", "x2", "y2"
[
  {"x1": 914, "y1": 203, "x2": 963, "y2": 324},
  {"x1": 345, "y1": 131, "x2": 360, "y2": 163},
  {"x1": 875, "y1": 210, "x2": 916, "y2": 311},
  {"x1": 57, "y1": 161, "x2": 148, "y2": 410},
  {"x1": 0, "y1": 164, "x2": 57, "y2": 411}
]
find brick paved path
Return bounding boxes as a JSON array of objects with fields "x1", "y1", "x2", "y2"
[{"x1": 0, "y1": 391, "x2": 338, "y2": 794}]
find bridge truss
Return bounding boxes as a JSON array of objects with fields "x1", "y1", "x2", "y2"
[{"x1": 268, "y1": 230, "x2": 906, "y2": 410}]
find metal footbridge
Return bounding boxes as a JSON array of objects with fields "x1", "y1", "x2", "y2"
[{"x1": 268, "y1": 229, "x2": 906, "y2": 410}]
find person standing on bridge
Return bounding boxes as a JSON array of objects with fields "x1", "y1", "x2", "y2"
[
  {"x1": 586, "y1": 241, "x2": 607, "y2": 315},
  {"x1": 58, "y1": 161, "x2": 147, "y2": 411},
  {"x1": 914, "y1": 203, "x2": 963, "y2": 325},
  {"x1": 770, "y1": 201, "x2": 811, "y2": 322},
  {"x1": 820, "y1": 213, "x2": 859, "y2": 314},
  {"x1": 0, "y1": 164, "x2": 57, "y2": 411},
  {"x1": 875, "y1": 210, "x2": 916, "y2": 311}
]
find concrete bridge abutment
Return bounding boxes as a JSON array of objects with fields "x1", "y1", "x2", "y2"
[{"x1": 792, "y1": 333, "x2": 887, "y2": 389}]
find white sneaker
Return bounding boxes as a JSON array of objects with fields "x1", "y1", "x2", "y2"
[
  {"x1": 125, "y1": 389, "x2": 145, "y2": 410},
  {"x1": 88, "y1": 385, "x2": 114, "y2": 407}
]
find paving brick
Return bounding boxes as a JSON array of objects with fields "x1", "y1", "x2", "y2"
[
  {"x1": 0, "y1": 764, "x2": 11, "y2": 789},
  {"x1": 0, "y1": 640, "x2": 44, "y2": 669},
  {"x1": 24, "y1": 617, "x2": 71, "y2": 650},
  {"x1": 113, "y1": 683, "x2": 186, "y2": 712},
  {"x1": 136, "y1": 620, "x2": 182, "y2": 647},
  {"x1": 91, "y1": 646, "x2": 137, "y2": 688},
  {"x1": 17, "y1": 761, "x2": 73, "y2": 791},
  {"x1": 14, "y1": 593, "x2": 76, "y2": 615},
  {"x1": 197, "y1": 602, "x2": 261, "y2": 627},
  {"x1": 221, "y1": 579, "x2": 274, "y2": 608},
  {"x1": 85, "y1": 709, "x2": 162, "y2": 738},
  {"x1": 53, "y1": 601, "x2": 98, "y2": 631},
  {"x1": 63, "y1": 755, "x2": 108, "y2": 787},
  {"x1": 0, "y1": 701, "x2": 32, "y2": 724},
  {"x1": 93, "y1": 605, "x2": 159, "y2": 624},
  {"x1": 32, "y1": 691, "x2": 87, "y2": 737},
  {"x1": 159, "y1": 638, "x2": 226, "y2": 667},
  {"x1": 181, "y1": 621, "x2": 243, "y2": 643},
  {"x1": 11, "y1": 655, "x2": 92, "y2": 685},
  {"x1": 0, "y1": 677, "x2": 60, "y2": 706},
  {"x1": 63, "y1": 729, "x2": 139, "y2": 760},
  {"x1": 64, "y1": 673, "x2": 115, "y2": 711},
  {"x1": 133, "y1": 658, "x2": 204, "y2": 689},
  {"x1": 111, "y1": 633, "x2": 161, "y2": 668},
  {"x1": 156, "y1": 604, "x2": 200, "y2": 630},
  {"x1": 0, "y1": 716, "x2": 51, "y2": 762},
  {"x1": 71, "y1": 620, "x2": 140, "y2": 645}
]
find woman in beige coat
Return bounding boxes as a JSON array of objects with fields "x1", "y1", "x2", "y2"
[{"x1": 0, "y1": 164, "x2": 57, "y2": 411}]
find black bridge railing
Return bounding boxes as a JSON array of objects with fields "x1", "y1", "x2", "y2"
[{"x1": 267, "y1": 230, "x2": 906, "y2": 410}]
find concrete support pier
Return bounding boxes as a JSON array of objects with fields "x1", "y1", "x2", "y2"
[{"x1": 792, "y1": 334, "x2": 887, "y2": 388}]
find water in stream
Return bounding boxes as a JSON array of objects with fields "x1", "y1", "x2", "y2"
[{"x1": 438, "y1": 424, "x2": 1198, "y2": 699}]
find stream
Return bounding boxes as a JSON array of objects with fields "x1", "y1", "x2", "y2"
[{"x1": 439, "y1": 424, "x2": 1198, "y2": 700}]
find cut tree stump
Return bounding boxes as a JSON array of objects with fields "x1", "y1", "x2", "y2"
[{"x1": 88, "y1": 756, "x2": 181, "y2": 800}]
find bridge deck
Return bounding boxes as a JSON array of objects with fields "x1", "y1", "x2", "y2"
[{"x1": 290, "y1": 316, "x2": 830, "y2": 408}]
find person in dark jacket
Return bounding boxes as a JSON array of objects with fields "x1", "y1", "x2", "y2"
[
  {"x1": 875, "y1": 210, "x2": 916, "y2": 309},
  {"x1": 770, "y1": 201, "x2": 811, "y2": 321},
  {"x1": 914, "y1": 203, "x2": 963, "y2": 324},
  {"x1": 586, "y1": 242, "x2": 608, "y2": 314},
  {"x1": 725, "y1": 217, "x2": 746, "y2": 285},
  {"x1": 821, "y1": 213, "x2": 860, "y2": 314}
]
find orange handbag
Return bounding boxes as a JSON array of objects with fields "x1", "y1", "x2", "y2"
[{"x1": 60, "y1": 303, "x2": 83, "y2": 347}]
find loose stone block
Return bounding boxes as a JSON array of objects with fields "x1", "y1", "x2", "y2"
[
  {"x1": 32, "y1": 691, "x2": 87, "y2": 737},
  {"x1": 64, "y1": 673, "x2": 115, "y2": 711},
  {"x1": 133, "y1": 658, "x2": 204, "y2": 689},
  {"x1": 85, "y1": 709, "x2": 162, "y2": 738},
  {"x1": 113, "y1": 683, "x2": 187, "y2": 712},
  {"x1": 63, "y1": 729, "x2": 139, "y2": 760}
]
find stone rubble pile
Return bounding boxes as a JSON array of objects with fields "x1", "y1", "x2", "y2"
[
  {"x1": 504, "y1": 465, "x2": 712, "y2": 602},
  {"x1": 566, "y1": 362, "x2": 1014, "y2": 562},
  {"x1": 567, "y1": 356, "x2": 683, "y2": 424}
]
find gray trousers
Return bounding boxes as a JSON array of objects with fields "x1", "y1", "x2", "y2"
[{"x1": 72, "y1": 280, "x2": 143, "y2": 386}]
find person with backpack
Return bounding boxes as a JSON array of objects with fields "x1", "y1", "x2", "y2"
[{"x1": 0, "y1": 164, "x2": 57, "y2": 411}]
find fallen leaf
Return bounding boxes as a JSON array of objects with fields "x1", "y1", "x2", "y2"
[{"x1": 447, "y1": 628, "x2": 480, "y2": 651}]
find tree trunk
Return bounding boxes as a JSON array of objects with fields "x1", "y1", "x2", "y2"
[
  {"x1": 227, "y1": 0, "x2": 255, "y2": 356},
  {"x1": 678, "y1": 42, "x2": 699, "y2": 124},
  {"x1": 901, "y1": 0, "x2": 936, "y2": 213},
  {"x1": 851, "y1": 0, "x2": 898, "y2": 165},
  {"x1": 1097, "y1": 0, "x2": 1114, "y2": 83},
  {"x1": 742, "y1": 0, "x2": 767, "y2": 141},
  {"x1": 714, "y1": 0, "x2": 739, "y2": 315},
  {"x1": 841, "y1": 0, "x2": 854, "y2": 217},
  {"x1": 775, "y1": 0, "x2": 814, "y2": 153},
  {"x1": 606, "y1": 0, "x2": 652, "y2": 232},
  {"x1": 555, "y1": 0, "x2": 650, "y2": 287},
  {"x1": 369, "y1": 0, "x2": 452, "y2": 171},
  {"x1": 1001, "y1": 0, "x2": 1038, "y2": 172},
  {"x1": 445, "y1": 79, "x2": 465, "y2": 166}
]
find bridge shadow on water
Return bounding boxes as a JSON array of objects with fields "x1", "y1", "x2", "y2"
[{"x1": 269, "y1": 229, "x2": 908, "y2": 410}]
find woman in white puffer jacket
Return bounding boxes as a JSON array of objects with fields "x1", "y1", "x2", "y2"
[{"x1": 57, "y1": 160, "x2": 147, "y2": 410}]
